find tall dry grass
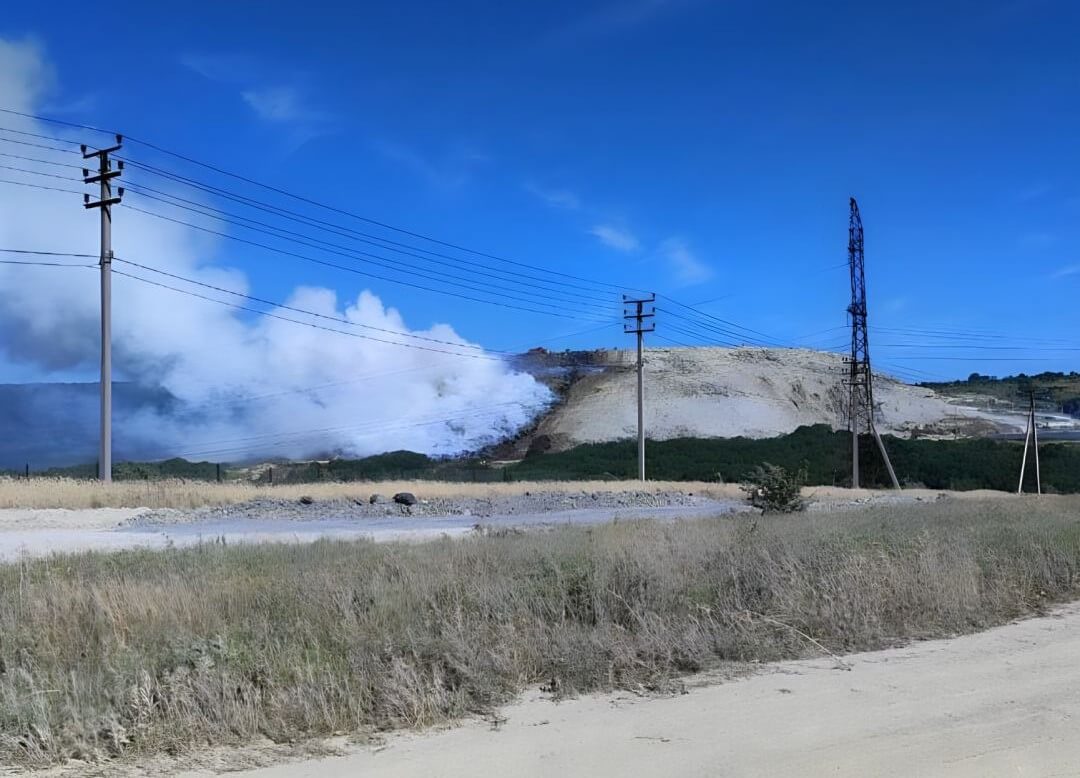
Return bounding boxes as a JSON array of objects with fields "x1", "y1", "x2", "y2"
[
  {"x1": 1, "y1": 498, "x2": 1078, "y2": 766},
  {"x1": 0, "y1": 477, "x2": 739, "y2": 510}
]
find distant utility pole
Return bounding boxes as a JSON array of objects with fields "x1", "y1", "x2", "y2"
[
  {"x1": 1017, "y1": 391, "x2": 1042, "y2": 495},
  {"x1": 624, "y1": 294, "x2": 655, "y2": 482},
  {"x1": 845, "y1": 198, "x2": 900, "y2": 491},
  {"x1": 82, "y1": 135, "x2": 124, "y2": 483}
]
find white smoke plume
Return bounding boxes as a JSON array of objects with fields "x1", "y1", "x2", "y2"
[{"x1": 0, "y1": 38, "x2": 552, "y2": 463}]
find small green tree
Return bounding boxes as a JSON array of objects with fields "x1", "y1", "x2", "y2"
[{"x1": 741, "y1": 462, "x2": 807, "y2": 513}]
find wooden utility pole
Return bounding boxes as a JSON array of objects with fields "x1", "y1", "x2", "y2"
[
  {"x1": 82, "y1": 135, "x2": 124, "y2": 483},
  {"x1": 623, "y1": 294, "x2": 655, "y2": 482},
  {"x1": 1017, "y1": 391, "x2": 1041, "y2": 495}
]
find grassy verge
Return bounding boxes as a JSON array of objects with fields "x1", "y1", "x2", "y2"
[{"x1": 2, "y1": 498, "x2": 1079, "y2": 765}]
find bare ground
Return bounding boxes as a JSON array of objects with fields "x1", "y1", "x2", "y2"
[{"x1": 527, "y1": 347, "x2": 1026, "y2": 451}]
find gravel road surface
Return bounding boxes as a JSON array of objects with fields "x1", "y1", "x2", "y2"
[{"x1": 0, "y1": 490, "x2": 745, "y2": 560}]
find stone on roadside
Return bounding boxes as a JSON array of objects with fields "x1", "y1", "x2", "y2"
[{"x1": 393, "y1": 492, "x2": 417, "y2": 506}]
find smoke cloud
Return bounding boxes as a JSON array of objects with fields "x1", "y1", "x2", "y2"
[{"x1": 0, "y1": 38, "x2": 552, "y2": 463}]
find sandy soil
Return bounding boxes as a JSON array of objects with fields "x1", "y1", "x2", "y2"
[
  {"x1": 0, "y1": 507, "x2": 148, "y2": 530},
  {"x1": 535, "y1": 347, "x2": 1022, "y2": 450},
  {"x1": 176, "y1": 602, "x2": 1080, "y2": 778}
]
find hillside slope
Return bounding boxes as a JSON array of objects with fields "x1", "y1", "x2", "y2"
[{"x1": 518, "y1": 347, "x2": 1019, "y2": 453}]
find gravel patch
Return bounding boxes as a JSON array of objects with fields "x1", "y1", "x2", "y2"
[
  {"x1": 128, "y1": 489, "x2": 716, "y2": 528},
  {"x1": 803, "y1": 490, "x2": 950, "y2": 513}
]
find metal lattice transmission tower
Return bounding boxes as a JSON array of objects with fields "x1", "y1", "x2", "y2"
[{"x1": 846, "y1": 197, "x2": 900, "y2": 490}]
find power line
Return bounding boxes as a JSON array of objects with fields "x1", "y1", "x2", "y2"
[
  {"x1": 120, "y1": 176, "x2": 618, "y2": 304},
  {"x1": 0, "y1": 133, "x2": 82, "y2": 155},
  {"x1": 111, "y1": 268, "x2": 513, "y2": 361},
  {"x1": 117, "y1": 142, "x2": 638, "y2": 293},
  {"x1": 662, "y1": 321, "x2": 740, "y2": 347},
  {"x1": 0, "y1": 248, "x2": 98, "y2": 258},
  {"x1": 0, "y1": 122, "x2": 86, "y2": 145},
  {"x1": 0, "y1": 259, "x2": 95, "y2": 268},
  {"x1": 112, "y1": 257, "x2": 514, "y2": 354},
  {"x1": 121, "y1": 159, "x2": 623, "y2": 298},
  {"x1": 1, "y1": 109, "x2": 640, "y2": 297},
  {"x1": 656, "y1": 294, "x2": 782, "y2": 346},
  {"x1": 881, "y1": 355, "x2": 1078, "y2": 362},
  {"x1": 652, "y1": 333, "x2": 700, "y2": 349},
  {"x1": 0, "y1": 150, "x2": 88, "y2": 170},
  {"x1": 0, "y1": 162, "x2": 80, "y2": 183},
  {"x1": 0, "y1": 108, "x2": 110, "y2": 136},
  {"x1": 656, "y1": 308, "x2": 754, "y2": 347},
  {"x1": 876, "y1": 342, "x2": 1080, "y2": 352},
  {"x1": 120, "y1": 184, "x2": 618, "y2": 311},
  {"x1": 875, "y1": 325, "x2": 1075, "y2": 347},
  {"x1": 0, "y1": 177, "x2": 83, "y2": 195},
  {"x1": 120, "y1": 202, "x2": 613, "y2": 322},
  {"x1": 0, "y1": 317, "x2": 622, "y2": 450}
]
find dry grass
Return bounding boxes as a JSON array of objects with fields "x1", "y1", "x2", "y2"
[
  {"x1": 0, "y1": 477, "x2": 741, "y2": 510},
  {"x1": 1, "y1": 497, "x2": 1079, "y2": 766},
  {"x1": 0, "y1": 475, "x2": 1022, "y2": 512}
]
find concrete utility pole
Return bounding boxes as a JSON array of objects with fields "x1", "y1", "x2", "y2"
[
  {"x1": 623, "y1": 295, "x2": 655, "y2": 482},
  {"x1": 1017, "y1": 391, "x2": 1042, "y2": 495},
  {"x1": 82, "y1": 135, "x2": 124, "y2": 482}
]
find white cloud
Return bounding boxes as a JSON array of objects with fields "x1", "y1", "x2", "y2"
[
  {"x1": 373, "y1": 140, "x2": 490, "y2": 192},
  {"x1": 0, "y1": 38, "x2": 551, "y2": 461},
  {"x1": 660, "y1": 238, "x2": 712, "y2": 285},
  {"x1": 0, "y1": 37, "x2": 53, "y2": 107},
  {"x1": 1051, "y1": 263, "x2": 1080, "y2": 279},
  {"x1": 242, "y1": 86, "x2": 319, "y2": 123},
  {"x1": 525, "y1": 183, "x2": 581, "y2": 210},
  {"x1": 590, "y1": 224, "x2": 640, "y2": 252},
  {"x1": 180, "y1": 52, "x2": 256, "y2": 83},
  {"x1": 183, "y1": 51, "x2": 331, "y2": 131}
]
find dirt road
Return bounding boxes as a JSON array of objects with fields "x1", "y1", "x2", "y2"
[
  {"x1": 0, "y1": 502, "x2": 743, "y2": 560},
  {"x1": 1, "y1": 488, "x2": 1007, "y2": 561},
  {"x1": 195, "y1": 603, "x2": 1080, "y2": 778}
]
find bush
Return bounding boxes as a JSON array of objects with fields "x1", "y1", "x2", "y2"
[{"x1": 742, "y1": 462, "x2": 806, "y2": 513}]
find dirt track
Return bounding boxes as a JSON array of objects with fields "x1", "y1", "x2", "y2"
[
  {"x1": 0, "y1": 487, "x2": 1014, "y2": 561},
  {"x1": 188, "y1": 603, "x2": 1080, "y2": 778}
]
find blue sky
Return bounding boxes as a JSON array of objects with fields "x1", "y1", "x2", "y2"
[{"x1": 3, "y1": 0, "x2": 1080, "y2": 382}]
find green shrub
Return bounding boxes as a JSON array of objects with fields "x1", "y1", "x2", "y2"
[{"x1": 741, "y1": 462, "x2": 806, "y2": 513}]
